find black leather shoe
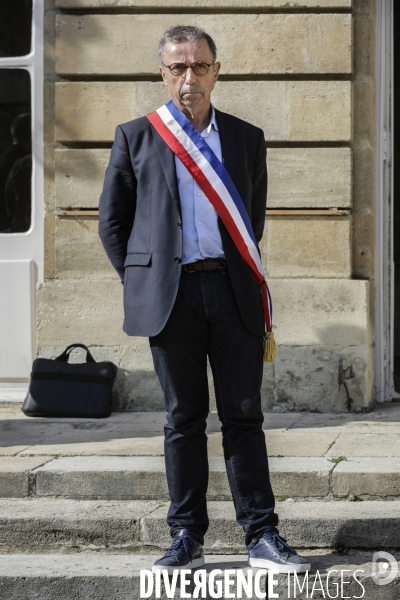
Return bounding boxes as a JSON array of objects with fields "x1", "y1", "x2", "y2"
[
  {"x1": 248, "y1": 531, "x2": 311, "y2": 574},
  {"x1": 152, "y1": 529, "x2": 205, "y2": 574}
]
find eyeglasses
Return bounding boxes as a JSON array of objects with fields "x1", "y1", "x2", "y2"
[{"x1": 162, "y1": 61, "x2": 215, "y2": 77}]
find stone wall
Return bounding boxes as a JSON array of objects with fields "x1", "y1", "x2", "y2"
[{"x1": 40, "y1": 0, "x2": 376, "y2": 412}]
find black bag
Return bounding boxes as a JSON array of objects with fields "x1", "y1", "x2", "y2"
[{"x1": 22, "y1": 344, "x2": 117, "y2": 418}]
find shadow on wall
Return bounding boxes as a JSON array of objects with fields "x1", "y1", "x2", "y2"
[
  {"x1": 38, "y1": 320, "x2": 369, "y2": 414},
  {"x1": 113, "y1": 367, "x2": 164, "y2": 411},
  {"x1": 262, "y1": 323, "x2": 369, "y2": 414}
]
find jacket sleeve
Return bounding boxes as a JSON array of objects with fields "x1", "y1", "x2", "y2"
[
  {"x1": 251, "y1": 128, "x2": 267, "y2": 244},
  {"x1": 98, "y1": 125, "x2": 137, "y2": 282}
]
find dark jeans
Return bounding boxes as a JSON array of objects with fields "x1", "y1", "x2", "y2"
[{"x1": 149, "y1": 266, "x2": 278, "y2": 547}]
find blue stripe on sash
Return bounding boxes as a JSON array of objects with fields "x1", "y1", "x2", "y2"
[{"x1": 166, "y1": 100, "x2": 259, "y2": 250}]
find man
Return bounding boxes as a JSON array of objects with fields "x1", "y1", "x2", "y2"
[{"x1": 99, "y1": 25, "x2": 310, "y2": 574}]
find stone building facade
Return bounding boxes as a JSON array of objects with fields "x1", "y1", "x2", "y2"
[{"x1": 17, "y1": 0, "x2": 381, "y2": 411}]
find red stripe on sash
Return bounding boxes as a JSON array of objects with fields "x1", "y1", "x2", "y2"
[
  {"x1": 148, "y1": 110, "x2": 272, "y2": 332},
  {"x1": 261, "y1": 282, "x2": 272, "y2": 333}
]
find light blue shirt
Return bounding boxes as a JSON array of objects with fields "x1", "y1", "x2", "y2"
[{"x1": 175, "y1": 105, "x2": 225, "y2": 265}]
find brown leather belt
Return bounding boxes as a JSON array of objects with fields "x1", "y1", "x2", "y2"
[{"x1": 183, "y1": 259, "x2": 226, "y2": 273}]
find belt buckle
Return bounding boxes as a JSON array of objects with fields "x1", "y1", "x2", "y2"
[{"x1": 184, "y1": 264, "x2": 196, "y2": 273}]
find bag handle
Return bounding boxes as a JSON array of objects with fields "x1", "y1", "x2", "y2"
[{"x1": 55, "y1": 344, "x2": 96, "y2": 363}]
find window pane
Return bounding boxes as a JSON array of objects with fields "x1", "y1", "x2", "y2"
[
  {"x1": 0, "y1": 0, "x2": 32, "y2": 58},
  {"x1": 0, "y1": 69, "x2": 31, "y2": 234}
]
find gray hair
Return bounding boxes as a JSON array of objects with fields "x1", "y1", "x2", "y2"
[{"x1": 158, "y1": 25, "x2": 217, "y2": 65}]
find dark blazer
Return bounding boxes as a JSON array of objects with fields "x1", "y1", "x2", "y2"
[{"x1": 98, "y1": 108, "x2": 267, "y2": 338}]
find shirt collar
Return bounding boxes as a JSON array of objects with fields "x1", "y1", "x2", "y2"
[{"x1": 201, "y1": 105, "x2": 218, "y2": 137}]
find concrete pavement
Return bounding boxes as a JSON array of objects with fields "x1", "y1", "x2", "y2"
[
  {"x1": 1, "y1": 403, "x2": 400, "y2": 502},
  {"x1": 1, "y1": 403, "x2": 400, "y2": 597},
  {"x1": 1, "y1": 402, "x2": 400, "y2": 458},
  {"x1": 2, "y1": 552, "x2": 398, "y2": 600}
]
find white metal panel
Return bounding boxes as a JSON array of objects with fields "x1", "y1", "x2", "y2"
[{"x1": 0, "y1": 260, "x2": 35, "y2": 379}]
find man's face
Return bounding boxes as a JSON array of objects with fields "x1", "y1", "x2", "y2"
[{"x1": 159, "y1": 38, "x2": 220, "y2": 111}]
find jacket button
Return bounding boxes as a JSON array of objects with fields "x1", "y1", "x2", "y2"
[
  {"x1": 174, "y1": 256, "x2": 182, "y2": 263},
  {"x1": 177, "y1": 223, "x2": 182, "y2": 229}
]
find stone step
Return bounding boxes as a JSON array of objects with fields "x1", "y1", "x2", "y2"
[
  {"x1": 2, "y1": 455, "x2": 400, "y2": 500},
  {"x1": 0, "y1": 552, "x2": 398, "y2": 600},
  {"x1": 0, "y1": 498, "x2": 399, "y2": 553},
  {"x1": 32, "y1": 456, "x2": 334, "y2": 500}
]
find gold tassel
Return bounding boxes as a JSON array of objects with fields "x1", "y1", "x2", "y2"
[{"x1": 263, "y1": 331, "x2": 276, "y2": 363}]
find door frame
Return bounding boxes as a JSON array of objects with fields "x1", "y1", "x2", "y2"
[
  {"x1": 375, "y1": 0, "x2": 394, "y2": 402},
  {"x1": 0, "y1": 0, "x2": 44, "y2": 397}
]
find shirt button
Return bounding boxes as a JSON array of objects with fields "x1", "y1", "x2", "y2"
[
  {"x1": 174, "y1": 256, "x2": 182, "y2": 263},
  {"x1": 198, "y1": 221, "x2": 202, "y2": 226},
  {"x1": 197, "y1": 192, "x2": 202, "y2": 197}
]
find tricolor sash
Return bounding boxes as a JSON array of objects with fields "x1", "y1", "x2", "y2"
[{"x1": 147, "y1": 100, "x2": 275, "y2": 362}]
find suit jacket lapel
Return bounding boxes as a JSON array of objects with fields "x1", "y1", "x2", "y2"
[
  {"x1": 215, "y1": 109, "x2": 236, "y2": 178},
  {"x1": 151, "y1": 124, "x2": 182, "y2": 218},
  {"x1": 214, "y1": 108, "x2": 238, "y2": 250}
]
